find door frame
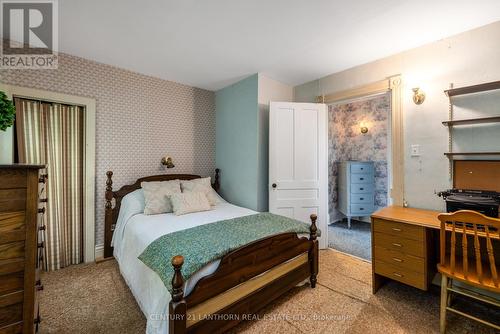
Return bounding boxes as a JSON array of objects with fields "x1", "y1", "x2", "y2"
[
  {"x1": 0, "y1": 84, "x2": 97, "y2": 263},
  {"x1": 316, "y1": 75, "x2": 404, "y2": 206}
]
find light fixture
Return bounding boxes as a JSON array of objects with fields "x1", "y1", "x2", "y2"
[
  {"x1": 360, "y1": 122, "x2": 369, "y2": 134},
  {"x1": 412, "y1": 87, "x2": 425, "y2": 105},
  {"x1": 161, "y1": 156, "x2": 175, "y2": 168}
]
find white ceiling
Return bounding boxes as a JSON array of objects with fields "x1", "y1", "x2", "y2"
[{"x1": 57, "y1": 0, "x2": 500, "y2": 91}]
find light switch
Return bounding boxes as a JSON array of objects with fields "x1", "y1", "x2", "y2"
[{"x1": 411, "y1": 144, "x2": 420, "y2": 157}]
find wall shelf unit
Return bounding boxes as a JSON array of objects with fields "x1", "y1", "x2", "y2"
[
  {"x1": 444, "y1": 152, "x2": 500, "y2": 157},
  {"x1": 442, "y1": 116, "x2": 500, "y2": 126},
  {"x1": 444, "y1": 80, "x2": 500, "y2": 179},
  {"x1": 444, "y1": 80, "x2": 500, "y2": 97}
]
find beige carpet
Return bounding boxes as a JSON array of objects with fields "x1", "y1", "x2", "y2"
[{"x1": 39, "y1": 250, "x2": 498, "y2": 334}]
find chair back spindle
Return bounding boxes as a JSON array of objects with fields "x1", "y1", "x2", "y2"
[
  {"x1": 485, "y1": 226, "x2": 498, "y2": 287},
  {"x1": 450, "y1": 221, "x2": 456, "y2": 275},
  {"x1": 461, "y1": 223, "x2": 468, "y2": 279},
  {"x1": 472, "y1": 223, "x2": 483, "y2": 284}
]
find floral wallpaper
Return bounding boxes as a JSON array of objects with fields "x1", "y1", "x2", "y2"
[{"x1": 328, "y1": 93, "x2": 390, "y2": 222}]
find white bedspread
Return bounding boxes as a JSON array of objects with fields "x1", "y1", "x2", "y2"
[{"x1": 112, "y1": 191, "x2": 256, "y2": 334}]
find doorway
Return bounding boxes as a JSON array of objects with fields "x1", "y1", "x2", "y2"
[
  {"x1": 318, "y1": 76, "x2": 404, "y2": 261},
  {"x1": 327, "y1": 93, "x2": 391, "y2": 260}
]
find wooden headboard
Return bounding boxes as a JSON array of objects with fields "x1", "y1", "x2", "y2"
[{"x1": 104, "y1": 168, "x2": 220, "y2": 258}]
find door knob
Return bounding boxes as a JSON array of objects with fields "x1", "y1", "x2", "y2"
[{"x1": 272, "y1": 183, "x2": 277, "y2": 188}]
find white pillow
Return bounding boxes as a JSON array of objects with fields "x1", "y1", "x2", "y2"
[
  {"x1": 180, "y1": 177, "x2": 220, "y2": 206},
  {"x1": 141, "y1": 180, "x2": 181, "y2": 215},
  {"x1": 170, "y1": 192, "x2": 212, "y2": 216}
]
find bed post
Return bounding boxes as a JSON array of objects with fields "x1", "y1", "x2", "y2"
[
  {"x1": 309, "y1": 214, "x2": 318, "y2": 288},
  {"x1": 213, "y1": 168, "x2": 220, "y2": 192},
  {"x1": 169, "y1": 255, "x2": 187, "y2": 334},
  {"x1": 104, "y1": 171, "x2": 114, "y2": 258}
]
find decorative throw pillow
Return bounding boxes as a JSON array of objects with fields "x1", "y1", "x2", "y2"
[
  {"x1": 141, "y1": 180, "x2": 181, "y2": 215},
  {"x1": 170, "y1": 192, "x2": 212, "y2": 216},
  {"x1": 180, "y1": 177, "x2": 220, "y2": 206}
]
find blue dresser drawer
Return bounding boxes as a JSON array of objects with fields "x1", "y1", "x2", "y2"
[
  {"x1": 350, "y1": 163, "x2": 374, "y2": 174},
  {"x1": 350, "y1": 203, "x2": 375, "y2": 215},
  {"x1": 350, "y1": 193, "x2": 374, "y2": 204},
  {"x1": 351, "y1": 173, "x2": 374, "y2": 184},
  {"x1": 351, "y1": 183, "x2": 374, "y2": 194}
]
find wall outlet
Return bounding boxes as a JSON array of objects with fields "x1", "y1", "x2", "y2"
[{"x1": 411, "y1": 144, "x2": 420, "y2": 157}]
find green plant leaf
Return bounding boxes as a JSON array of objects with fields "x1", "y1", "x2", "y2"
[{"x1": 0, "y1": 91, "x2": 15, "y2": 131}]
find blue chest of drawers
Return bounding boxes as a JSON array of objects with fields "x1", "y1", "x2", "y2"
[{"x1": 338, "y1": 161, "x2": 375, "y2": 228}]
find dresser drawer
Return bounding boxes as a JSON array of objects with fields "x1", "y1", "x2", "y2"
[
  {"x1": 0, "y1": 302, "x2": 23, "y2": 328},
  {"x1": 0, "y1": 169, "x2": 27, "y2": 189},
  {"x1": 373, "y1": 218, "x2": 425, "y2": 241},
  {"x1": 0, "y1": 271, "x2": 24, "y2": 295},
  {"x1": 350, "y1": 163, "x2": 374, "y2": 174},
  {"x1": 351, "y1": 183, "x2": 374, "y2": 194},
  {"x1": 373, "y1": 232, "x2": 425, "y2": 257},
  {"x1": 350, "y1": 194, "x2": 373, "y2": 204},
  {"x1": 0, "y1": 242, "x2": 25, "y2": 261},
  {"x1": 351, "y1": 173, "x2": 374, "y2": 184},
  {"x1": 0, "y1": 259, "x2": 24, "y2": 276},
  {"x1": 374, "y1": 246, "x2": 425, "y2": 274},
  {"x1": 374, "y1": 260, "x2": 426, "y2": 290},
  {"x1": 0, "y1": 322, "x2": 23, "y2": 334},
  {"x1": 350, "y1": 204, "x2": 374, "y2": 216}
]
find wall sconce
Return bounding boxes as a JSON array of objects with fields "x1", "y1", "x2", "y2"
[
  {"x1": 161, "y1": 156, "x2": 175, "y2": 168},
  {"x1": 360, "y1": 122, "x2": 369, "y2": 134},
  {"x1": 412, "y1": 87, "x2": 425, "y2": 105}
]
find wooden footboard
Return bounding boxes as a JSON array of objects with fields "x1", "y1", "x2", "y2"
[{"x1": 169, "y1": 214, "x2": 319, "y2": 334}]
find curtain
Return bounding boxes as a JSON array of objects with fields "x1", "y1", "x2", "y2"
[{"x1": 15, "y1": 98, "x2": 85, "y2": 271}]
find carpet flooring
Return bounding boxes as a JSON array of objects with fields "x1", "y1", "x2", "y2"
[
  {"x1": 38, "y1": 250, "x2": 498, "y2": 334},
  {"x1": 328, "y1": 220, "x2": 371, "y2": 260}
]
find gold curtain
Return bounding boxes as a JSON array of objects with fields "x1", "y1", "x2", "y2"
[{"x1": 15, "y1": 98, "x2": 85, "y2": 271}]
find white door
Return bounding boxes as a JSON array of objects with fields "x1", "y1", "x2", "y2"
[{"x1": 269, "y1": 102, "x2": 328, "y2": 249}]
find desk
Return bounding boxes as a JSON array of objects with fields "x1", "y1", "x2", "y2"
[{"x1": 371, "y1": 206, "x2": 441, "y2": 293}]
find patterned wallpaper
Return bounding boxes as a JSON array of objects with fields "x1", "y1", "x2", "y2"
[
  {"x1": 328, "y1": 93, "x2": 390, "y2": 222},
  {"x1": 0, "y1": 53, "x2": 216, "y2": 247}
]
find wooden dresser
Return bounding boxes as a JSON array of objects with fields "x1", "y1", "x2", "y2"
[
  {"x1": 0, "y1": 165, "x2": 45, "y2": 334},
  {"x1": 371, "y1": 206, "x2": 441, "y2": 293}
]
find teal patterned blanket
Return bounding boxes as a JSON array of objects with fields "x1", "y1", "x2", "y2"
[{"x1": 138, "y1": 212, "x2": 316, "y2": 292}]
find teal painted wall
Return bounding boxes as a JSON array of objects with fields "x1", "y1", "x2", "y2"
[{"x1": 216, "y1": 74, "x2": 260, "y2": 210}]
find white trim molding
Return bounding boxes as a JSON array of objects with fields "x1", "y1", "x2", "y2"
[
  {"x1": 0, "y1": 84, "x2": 97, "y2": 263},
  {"x1": 389, "y1": 75, "x2": 404, "y2": 206}
]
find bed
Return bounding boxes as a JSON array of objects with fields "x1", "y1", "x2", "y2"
[{"x1": 104, "y1": 169, "x2": 318, "y2": 334}]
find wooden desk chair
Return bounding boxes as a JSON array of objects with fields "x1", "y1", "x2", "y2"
[{"x1": 437, "y1": 210, "x2": 500, "y2": 333}]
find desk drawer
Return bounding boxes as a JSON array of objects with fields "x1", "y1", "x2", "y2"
[
  {"x1": 373, "y1": 218, "x2": 424, "y2": 241},
  {"x1": 374, "y1": 246, "x2": 425, "y2": 274},
  {"x1": 374, "y1": 260, "x2": 426, "y2": 290},
  {"x1": 373, "y1": 232, "x2": 424, "y2": 257}
]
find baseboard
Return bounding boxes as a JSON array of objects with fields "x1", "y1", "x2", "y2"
[{"x1": 95, "y1": 244, "x2": 104, "y2": 261}]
